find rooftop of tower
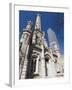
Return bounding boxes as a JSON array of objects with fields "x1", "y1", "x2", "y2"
[{"x1": 35, "y1": 14, "x2": 41, "y2": 31}]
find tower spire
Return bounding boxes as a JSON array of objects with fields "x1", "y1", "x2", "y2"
[{"x1": 35, "y1": 14, "x2": 41, "y2": 31}]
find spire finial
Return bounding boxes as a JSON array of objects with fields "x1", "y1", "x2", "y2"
[{"x1": 35, "y1": 14, "x2": 41, "y2": 31}]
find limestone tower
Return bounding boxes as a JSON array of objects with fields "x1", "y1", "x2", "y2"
[
  {"x1": 19, "y1": 21, "x2": 32, "y2": 79},
  {"x1": 31, "y1": 14, "x2": 46, "y2": 78}
]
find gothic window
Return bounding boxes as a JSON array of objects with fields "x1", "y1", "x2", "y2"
[
  {"x1": 45, "y1": 59, "x2": 48, "y2": 76},
  {"x1": 31, "y1": 59, "x2": 38, "y2": 77},
  {"x1": 33, "y1": 56, "x2": 39, "y2": 75},
  {"x1": 33, "y1": 60, "x2": 36, "y2": 72}
]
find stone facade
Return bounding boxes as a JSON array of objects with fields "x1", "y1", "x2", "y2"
[{"x1": 19, "y1": 14, "x2": 64, "y2": 79}]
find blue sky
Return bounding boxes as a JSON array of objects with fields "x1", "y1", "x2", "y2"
[{"x1": 19, "y1": 10, "x2": 64, "y2": 54}]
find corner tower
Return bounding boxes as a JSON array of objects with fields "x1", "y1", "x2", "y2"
[{"x1": 19, "y1": 21, "x2": 32, "y2": 79}]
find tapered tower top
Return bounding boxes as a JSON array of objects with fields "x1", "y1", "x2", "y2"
[
  {"x1": 35, "y1": 14, "x2": 41, "y2": 31},
  {"x1": 26, "y1": 21, "x2": 32, "y2": 31}
]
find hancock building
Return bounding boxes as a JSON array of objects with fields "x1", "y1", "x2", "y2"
[{"x1": 19, "y1": 14, "x2": 64, "y2": 79}]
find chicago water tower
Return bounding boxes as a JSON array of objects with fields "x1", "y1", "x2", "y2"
[{"x1": 19, "y1": 14, "x2": 64, "y2": 79}]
